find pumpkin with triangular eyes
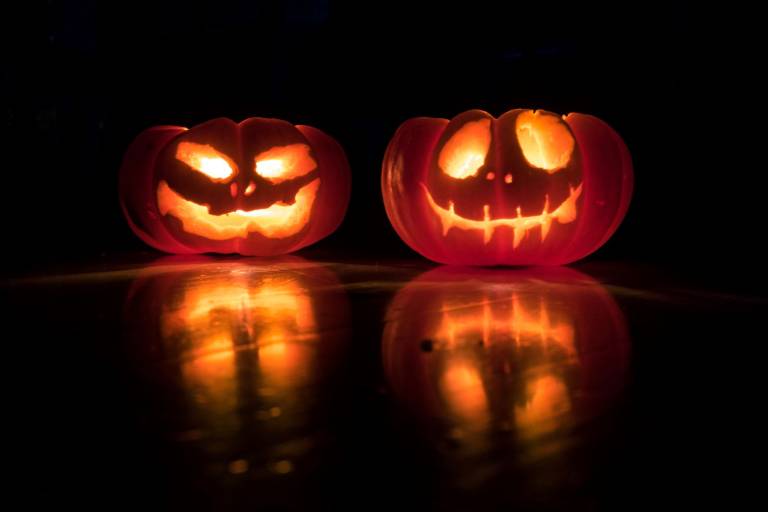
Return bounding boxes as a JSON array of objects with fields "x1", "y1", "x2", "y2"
[
  {"x1": 382, "y1": 109, "x2": 633, "y2": 265},
  {"x1": 120, "y1": 117, "x2": 351, "y2": 255}
]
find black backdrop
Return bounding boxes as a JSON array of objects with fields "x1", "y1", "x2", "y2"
[
  {"x1": 3, "y1": 4, "x2": 762, "y2": 510},
  {"x1": 4, "y1": 1, "x2": 758, "y2": 276}
]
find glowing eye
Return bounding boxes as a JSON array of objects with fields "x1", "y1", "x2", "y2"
[
  {"x1": 254, "y1": 144, "x2": 317, "y2": 184},
  {"x1": 176, "y1": 142, "x2": 236, "y2": 181},
  {"x1": 439, "y1": 119, "x2": 492, "y2": 179},
  {"x1": 515, "y1": 111, "x2": 575, "y2": 173}
]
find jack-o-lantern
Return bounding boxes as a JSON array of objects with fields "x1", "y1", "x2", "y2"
[
  {"x1": 123, "y1": 257, "x2": 350, "y2": 478},
  {"x1": 120, "y1": 117, "x2": 351, "y2": 255},
  {"x1": 382, "y1": 109, "x2": 633, "y2": 265},
  {"x1": 383, "y1": 266, "x2": 630, "y2": 461}
]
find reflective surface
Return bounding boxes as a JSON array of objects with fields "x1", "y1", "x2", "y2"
[
  {"x1": 123, "y1": 257, "x2": 350, "y2": 486},
  {"x1": 7, "y1": 256, "x2": 761, "y2": 510},
  {"x1": 383, "y1": 267, "x2": 629, "y2": 470}
]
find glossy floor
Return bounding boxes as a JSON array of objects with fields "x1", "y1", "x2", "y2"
[{"x1": 7, "y1": 256, "x2": 760, "y2": 510}]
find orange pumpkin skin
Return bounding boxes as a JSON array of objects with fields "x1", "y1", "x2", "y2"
[
  {"x1": 382, "y1": 109, "x2": 633, "y2": 265},
  {"x1": 120, "y1": 117, "x2": 351, "y2": 256}
]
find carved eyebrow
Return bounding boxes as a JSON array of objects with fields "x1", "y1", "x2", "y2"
[
  {"x1": 176, "y1": 141, "x2": 237, "y2": 181},
  {"x1": 254, "y1": 144, "x2": 317, "y2": 184},
  {"x1": 438, "y1": 119, "x2": 492, "y2": 179}
]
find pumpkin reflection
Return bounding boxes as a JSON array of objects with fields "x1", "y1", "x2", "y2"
[
  {"x1": 383, "y1": 266, "x2": 630, "y2": 455},
  {"x1": 162, "y1": 276, "x2": 318, "y2": 398},
  {"x1": 124, "y1": 257, "x2": 349, "y2": 475}
]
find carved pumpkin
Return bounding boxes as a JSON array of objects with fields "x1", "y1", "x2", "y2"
[
  {"x1": 123, "y1": 257, "x2": 350, "y2": 472},
  {"x1": 383, "y1": 266, "x2": 630, "y2": 453},
  {"x1": 120, "y1": 118, "x2": 351, "y2": 255},
  {"x1": 382, "y1": 109, "x2": 633, "y2": 265}
]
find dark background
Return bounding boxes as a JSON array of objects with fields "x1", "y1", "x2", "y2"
[
  {"x1": 4, "y1": 1, "x2": 758, "y2": 278},
  {"x1": 3, "y1": 2, "x2": 762, "y2": 510}
]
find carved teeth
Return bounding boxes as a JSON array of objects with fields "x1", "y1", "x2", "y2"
[
  {"x1": 422, "y1": 182, "x2": 583, "y2": 247},
  {"x1": 439, "y1": 201, "x2": 456, "y2": 235},
  {"x1": 540, "y1": 217, "x2": 552, "y2": 242},
  {"x1": 483, "y1": 204, "x2": 493, "y2": 245},
  {"x1": 513, "y1": 227, "x2": 526, "y2": 248},
  {"x1": 540, "y1": 195, "x2": 552, "y2": 241}
]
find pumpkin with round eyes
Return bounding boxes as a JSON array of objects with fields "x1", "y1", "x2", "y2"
[
  {"x1": 382, "y1": 109, "x2": 633, "y2": 265},
  {"x1": 120, "y1": 117, "x2": 351, "y2": 255}
]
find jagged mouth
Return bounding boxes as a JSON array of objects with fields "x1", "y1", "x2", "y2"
[
  {"x1": 422, "y1": 183, "x2": 583, "y2": 246},
  {"x1": 157, "y1": 179, "x2": 320, "y2": 240}
]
